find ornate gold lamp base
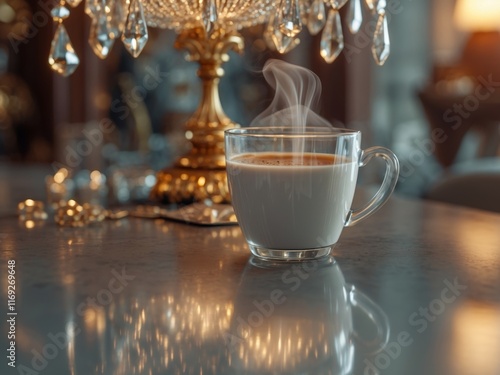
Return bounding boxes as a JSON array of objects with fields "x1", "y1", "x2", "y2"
[
  {"x1": 152, "y1": 167, "x2": 230, "y2": 204},
  {"x1": 150, "y1": 27, "x2": 243, "y2": 204}
]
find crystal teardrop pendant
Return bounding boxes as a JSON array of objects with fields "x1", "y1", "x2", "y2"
[
  {"x1": 274, "y1": 30, "x2": 300, "y2": 54},
  {"x1": 366, "y1": 0, "x2": 385, "y2": 12},
  {"x1": 266, "y1": 23, "x2": 300, "y2": 54},
  {"x1": 89, "y1": 17, "x2": 116, "y2": 59},
  {"x1": 377, "y1": 0, "x2": 387, "y2": 11},
  {"x1": 121, "y1": 0, "x2": 149, "y2": 57},
  {"x1": 48, "y1": 24, "x2": 80, "y2": 77},
  {"x1": 85, "y1": 0, "x2": 99, "y2": 17},
  {"x1": 329, "y1": 0, "x2": 349, "y2": 10},
  {"x1": 365, "y1": 0, "x2": 376, "y2": 11},
  {"x1": 372, "y1": 9, "x2": 390, "y2": 65},
  {"x1": 346, "y1": 0, "x2": 363, "y2": 34},
  {"x1": 307, "y1": 0, "x2": 326, "y2": 36},
  {"x1": 278, "y1": 0, "x2": 302, "y2": 37},
  {"x1": 108, "y1": 0, "x2": 127, "y2": 37},
  {"x1": 202, "y1": 0, "x2": 218, "y2": 35},
  {"x1": 320, "y1": 9, "x2": 344, "y2": 63},
  {"x1": 51, "y1": 6, "x2": 70, "y2": 22}
]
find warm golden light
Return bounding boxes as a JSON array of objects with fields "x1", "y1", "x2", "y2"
[
  {"x1": 105, "y1": 293, "x2": 234, "y2": 374},
  {"x1": 449, "y1": 212, "x2": 500, "y2": 285},
  {"x1": 231, "y1": 318, "x2": 331, "y2": 372},
  {"x1": 448, "y1": 301, "x2": 500, "y2": 375},
  {"x1": 454, "y1": 0, "x2": 500, "y2": 31}
]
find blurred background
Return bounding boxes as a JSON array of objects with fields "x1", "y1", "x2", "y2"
[{"x1": 1, "y1": 0, "x2": 499, "y2": 211}]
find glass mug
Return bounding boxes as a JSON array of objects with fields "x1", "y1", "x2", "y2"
[
  {"x1": 225, "y1": 127, "x2": 400, "y2": 261},
  {"x1": 227, "y1": 257, "x2": 390, "y2": 374}
]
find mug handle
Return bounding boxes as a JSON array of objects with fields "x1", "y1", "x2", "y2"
[
  {"x1": 345, "y1": 146, "x2": 400, "y2": 227},
  {"x1": 348, "y1": 284, "x2": 390, "y2": 355}
]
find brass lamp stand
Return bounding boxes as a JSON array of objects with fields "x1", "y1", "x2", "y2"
[
  {"x1": 47, "y1": 0, "x2": 389, "y2": 205},
  {"x1": 150, "y1": 26, "x2": 243, "y2": 204}
]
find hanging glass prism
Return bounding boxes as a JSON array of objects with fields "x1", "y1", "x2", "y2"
[
  {"x1": 89, "y1": 17, "x2": 116, "y2": 59},
  {"x1": 266, "y1": 23, "x2": 299, "y2": 54},
  {"x1": 307, "y1": 0, "x2": 326, "y2": 36},
  {"x1": 274, "y1": 31, "x2": 300, "y2": 54},
  {"x1": 329, "y1": 0, "x2": 349, "y2": 10},
  {"x1": 121, "y1": 0, "x2": 149, "y2": 57},
  {"x1": 88, "y1": 0, "x2": 123, "y2": 59},
  {"x1": 320, "y1": 9, "x2": 344, "y2": 63},
  {"x1": 106, "y1": 0, "x2": 125, "y2": 39},
  {"x1": 49, "y1": 24, "x2": 80, "y2": 77},
  {"x1": 365, "y1": 0, "x2": 376, "y2": 11},
  {"x1": 346, "y1": 0, "x2": 363, "y2": 34},
  {"x1": 85, "y1": 0, "x2": 99, "y2": 17},
  {"x1": 278, "y1": 0, "x2": 302, "y2": 37},
  {"x1": 365, "y1": 0, "x2": 385, "y2": 12},
  {"x1": 202, "y1": 0, "x2": 218, "y2": 34},
  {"x1": 377, "y1": 0, "x2": 387, "y2": 11},
  {"x1": 51, "y1": 6, "x2": 70, "y2": 22},
  {"x1": 371, "y1": 9, "x2": 390, "y2": 65}
]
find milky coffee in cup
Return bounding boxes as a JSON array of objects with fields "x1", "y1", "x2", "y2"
[
  {"x1": 227, "y1": 152, "x2": 357, "y2": 252},
  {"x1": 225, "y1": 127, "x2": 399, "y2": 261}
]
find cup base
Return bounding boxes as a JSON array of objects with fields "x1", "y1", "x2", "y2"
[{"x1": 249, "y1": 244, "x2": 332, "y2": 261}]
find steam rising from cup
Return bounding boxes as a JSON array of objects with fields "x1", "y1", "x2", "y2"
[{"x1": 250, "y1": 59, "x2": 333, "y2": 129}]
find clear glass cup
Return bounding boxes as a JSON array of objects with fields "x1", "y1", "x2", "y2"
[{"x1": 225, "y1": 127, "x2": 400, "y2": 261}]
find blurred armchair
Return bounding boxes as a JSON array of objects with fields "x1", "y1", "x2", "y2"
[{"x1": 425, "y1": 158, "x2": 500, "y2": 213}]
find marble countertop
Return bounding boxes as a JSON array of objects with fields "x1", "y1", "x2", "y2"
[{"x1": 1, "y1": 167, "x2": 500, "y2": 375}]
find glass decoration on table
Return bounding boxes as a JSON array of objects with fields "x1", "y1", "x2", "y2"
[{"x1": 48, "y1": 0, "x2": 391, "y2": 204}]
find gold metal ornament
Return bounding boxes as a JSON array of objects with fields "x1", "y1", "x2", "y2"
[
  {"x1": 55, "y1": 200, "x2": 107, "y2": 227},
  {"x1": 150, "y1": 26, "x2": 243, "y2": 204},
  {"x1": 17, "y1": 199, "x2": 48, "y2": 221},
  {"x1": 55, "y1": 200, "x2": 89, "y2": 227}
]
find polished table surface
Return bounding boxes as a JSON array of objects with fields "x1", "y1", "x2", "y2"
[{"x1": 1, "y1": 165, "x2": 500, "y2": 375}]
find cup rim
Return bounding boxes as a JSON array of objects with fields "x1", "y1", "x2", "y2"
[{"x1": 225, "y1": 126, "x2": 360, "y2": 138}]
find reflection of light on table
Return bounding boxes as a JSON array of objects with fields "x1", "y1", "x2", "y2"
[
  {"x1": 67, "y1": 321, "x2": 77, "y2": 375},
  {"x1": 1, "y1": 234, "x2": 16, "y2": 294},
  {"x1": 449, "y1": 301, "x2": 500, "y2": 375},
  {"x1": 449, "y1": 213, "x2": 500, "y2": 282},
  {"x1": 232, "y1": 319, "x2": 331, "y2": 372},
  {"x1": 88, "y1": 292, "x2": 233, "y2": 374},
  {"x1": 84, "y1": 308, "x2": 107, "y2": 336},
  {"x1": 156, "y1": 220, "x2": 247, "y2": 255}
]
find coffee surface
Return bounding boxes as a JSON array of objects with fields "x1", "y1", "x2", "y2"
[{"x1": 231, "y1": 152, "x2": 348, "y2": 167}]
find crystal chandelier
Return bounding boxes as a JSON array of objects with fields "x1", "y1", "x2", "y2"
[{"x1": 49, "y1": 0, "x2": 390, "y2": 203}]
